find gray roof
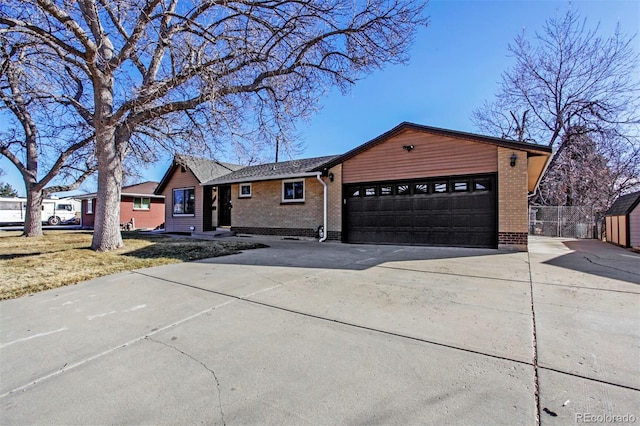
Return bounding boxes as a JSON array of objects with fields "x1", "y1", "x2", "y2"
[
  {"x1": 175, "y1": 154, "x2": 243, "y2": 183},
  {"x1": 77, "y1": 181, "x2": 164, "y2": 199},
  {"x1": 155, "y1": 155, "x2": 243, "y2": 194},
  {"x1": 606, "y1": 191, "x2": 640, "y2": 216},
  {"x1": 203, "y1": 155, "x2": 338, "y2": 185}
]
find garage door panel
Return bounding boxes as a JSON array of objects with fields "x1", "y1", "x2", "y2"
[{"x1": 345, "y1": 174, "x2": 497, "y2": 248}]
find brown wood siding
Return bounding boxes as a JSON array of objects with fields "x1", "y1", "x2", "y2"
[
  {"x1": 611, "y1": 217, "x2": 619, "y2": 245},
  {"x1": 160, "y1": 168, "x2": 203, "y2": 233},
  {"x1": 605, "y1": 217, "x2": 613, "y2": 244},
  {"x1": 342, "y1": 129, "x2": 498, "y2": 184},
  {"x1": 618, "y1": 216, "x2": 628, "y2": 247},
  {"x1": 630, "y1": 205, "x2": 640, "y2": 247}
]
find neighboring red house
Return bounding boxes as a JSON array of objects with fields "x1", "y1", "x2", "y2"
[{"x1": 78, "y1": 181, "x2": 165, "y2": 230}]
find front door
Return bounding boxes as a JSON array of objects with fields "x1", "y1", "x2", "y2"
[
  {"x1": 202, "y1": 186, "x2": 214, "y2": 231},
  {"x1": 218, "y1": 185, "x2": 232, "y2": 227}
]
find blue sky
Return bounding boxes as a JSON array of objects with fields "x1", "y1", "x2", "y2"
[{"x1": 1, "y1": 0, "x2": 639, "y2": 196}]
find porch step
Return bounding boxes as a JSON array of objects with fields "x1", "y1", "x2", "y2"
[{"x1": 191, "y1": 229, "x2": 236, "y2": 239}]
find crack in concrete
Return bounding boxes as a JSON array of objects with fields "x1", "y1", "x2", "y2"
[
  {"x1": 527, "y1": 251, "x2": 541, "y2": 426},
  {"x1": 145, "y1": 337, "x2": 225, "y2": 426},
  {"x1": 583, "y1": 256, "x2": 640, "y2": 278}
]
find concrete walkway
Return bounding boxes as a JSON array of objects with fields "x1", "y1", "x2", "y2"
[{"x1": 0, "y1": 237, "x2": 638, "y2": 425}]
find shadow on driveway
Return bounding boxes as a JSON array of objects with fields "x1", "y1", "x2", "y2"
[
  {"x1": 194, "y1": 238, "x2": 521, "y2": 272},
  {"x1": 542, "y1": 239, "x2": 640, "y2": 285}
]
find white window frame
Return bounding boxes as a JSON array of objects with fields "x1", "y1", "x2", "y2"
[
  {"x1": 239, "y1": 183, "x2": 252, "y2": 198},
  {"x1": 282, "y1": 179, "x2": 305, "y2": 203},
  {"x1": 133, "y1": 197, "x2": 151, "y2": 210},
  {"x1": 173, "y1": 187, "x2": 195, "y2": 216},
  {"x1": 87, "y1": 199, "x2": 94, "y2": 214}
]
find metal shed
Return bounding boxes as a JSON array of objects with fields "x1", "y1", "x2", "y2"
[{"x1": 605, "y1": 191, "x2": 640, "y2": 248}]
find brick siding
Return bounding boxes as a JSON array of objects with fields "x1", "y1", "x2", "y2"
[
  {"x1": 498, "y1": 231, "x2": 528, "y2": 248},
  {"x1": 120, "y1": 196, "x2": 165, "y2": 229},
  {"x1": 497, "y1": 147, "x2": 528, "y2": 251},
  {"x1": 232, "y1": 177, "x2": 324, "y2": 231},
  {"x1": 233, "y1": 226, "x2": 341, "y2": 240},
  {"x1": 326, "y1": 164, "x2": 342, "y2": 233}
]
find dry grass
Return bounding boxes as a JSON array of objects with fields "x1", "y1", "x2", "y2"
[{"x1": 0, "y1": 230, "x2": 267, "y2": 300}]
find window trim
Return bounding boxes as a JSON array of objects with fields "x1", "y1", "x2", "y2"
[
  {"x1": 453, "y1": 180, "x2": 470, "y2": 192},
  {"x1": 133, "y1": 197, "x2": 151, "y2": 210},
  {"x1": 86, "y1": 199, "x2": 94, "y2": 214},
  {"x1": 473, "y1": 178, "x2": 492, "y2": 192},
  {"x1": 379, "y1": 184, "x2": 393, "y2": 196},
  {"x1": 239, "y1": 183, "x2": 252, "y2": 198},
  {"x1": 281, "y1": 179, "x2": 305, "y2": 203},
  {"x1": 363, "y1": 185, "x2": 377, "y2": 197},
  {"x1": 172, "y1": 187, "x2": 196, "y2": 216},
  {"x1": 413, "y1": 182, "x2": 429, "y2": 195},
  {"x1": 347, "y1": 185, "x2": 361, "y2": 197},
  {"x1": 433, "y1": 182, "x2": 449, "y2": 193},
  {"x1": 396, "y1": 183, "x2": 411, "y2": 196}
]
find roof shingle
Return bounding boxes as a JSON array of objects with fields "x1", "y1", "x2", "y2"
[
  {"x1": 155, "y1": 155, "x2": 243, "y2": 194},
  {"x1": 203, "y1": 155, "x2": 338, "y2": 185}
]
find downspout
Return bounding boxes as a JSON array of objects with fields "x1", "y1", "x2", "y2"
[{"x1": 316, "y1": 173, "x2": 328, "y2": 242}]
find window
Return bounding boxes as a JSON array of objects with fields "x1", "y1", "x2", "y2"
[
  {"x1": 474, "y1": 179, "x2": 492, "y2": 191},
  {"x1": 396, "y1": 184, "x2": 411, "y2": 195},
  {"x1": 87, "y1": 199, "x2": 94, "y2": 214},
  {"x1": 434, "y1": 182, "x2": 448, "y2": 193},
  {"x1": 453, "y1": 181, "x2": 469, "y2": 192},
  {"x1": 347, "y1": 186, "x2": 361, "y2": 197},
  {"x1": 364, "y1": 186, "x2": 376, "y2": 196},
  {"x1": 414, "y1": 183, "x2": 429, "y2": 194},
  {"x1": 134, "y1": 197, "x2": 151, "y2": 210},
  {"x1": 173, "y1": 188, "x2": 195, "y2": 215},
  {"x1": 380, "y1": 185, "x2": 393, "y2": 195},
  {"x1": 0, "y1": 201, "x2": 21, "y2": 210},
  {"x1": 56, "y1": 204, "x2": 73, "y2": 211},
  {"x1": 239, "y1": 183, "x2": 252, "y2": 198},
  {"x1": 282, "y1": 180, "x2": 304, "y2": 202}
]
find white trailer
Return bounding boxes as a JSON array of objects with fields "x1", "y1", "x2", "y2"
[{"x1": 0, "y1": 197, "x2": 80, "y2": 225}]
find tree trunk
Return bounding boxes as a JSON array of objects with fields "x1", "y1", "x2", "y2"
[
  {"x1": 91, "y1": 122, "x2": 123, "y2": 251},
  {"x1": 23, "y1": 185, "x2": 44, "y2": 237},
  {"x1": 23, "y1": 119, "x2": 42, "y2": 237},
  {"x1": 91, "y1": 72, "x2": 123, "y2": 252},
  {"x1": 91, "y1": 126, "x2": 124, "y2": 251}
]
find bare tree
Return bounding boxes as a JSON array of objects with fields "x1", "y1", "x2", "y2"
[
  {"x1": 1, "y1": 0, "x2": 427, "y2": 251},
  {"x1": 535, "y1": 128, "x2": 640, "y2": 211},
  {"x1": 473, "y1": 8, "x2": 640, "y2": 207},
  {"x1": 0, "y1": 40, "x2": 97, "y2": 236}
]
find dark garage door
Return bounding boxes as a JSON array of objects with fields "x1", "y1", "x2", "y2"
[{"x1": 344, "y1": 175, "x2": 497, "y2": 248}]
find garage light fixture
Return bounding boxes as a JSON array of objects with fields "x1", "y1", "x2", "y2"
[
  {"x1": 510, "y1": 153, "x2": 518, "y2": 167},
  {"x1": 403, "y1": 145, "x2": 414, "y2": 152}
]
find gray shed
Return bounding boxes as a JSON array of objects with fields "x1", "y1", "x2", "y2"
[{"x1": 605, "y1": 191, "x2": 640, "y2": 248}]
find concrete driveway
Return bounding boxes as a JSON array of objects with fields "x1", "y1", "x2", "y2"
[{"x1": 1, "y1": 236, "x2": 638, "y2": 425}]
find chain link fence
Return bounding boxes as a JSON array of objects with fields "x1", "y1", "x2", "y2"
[{"x1": 528, "y1": 205, "x2": 603, "y2": 239}]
